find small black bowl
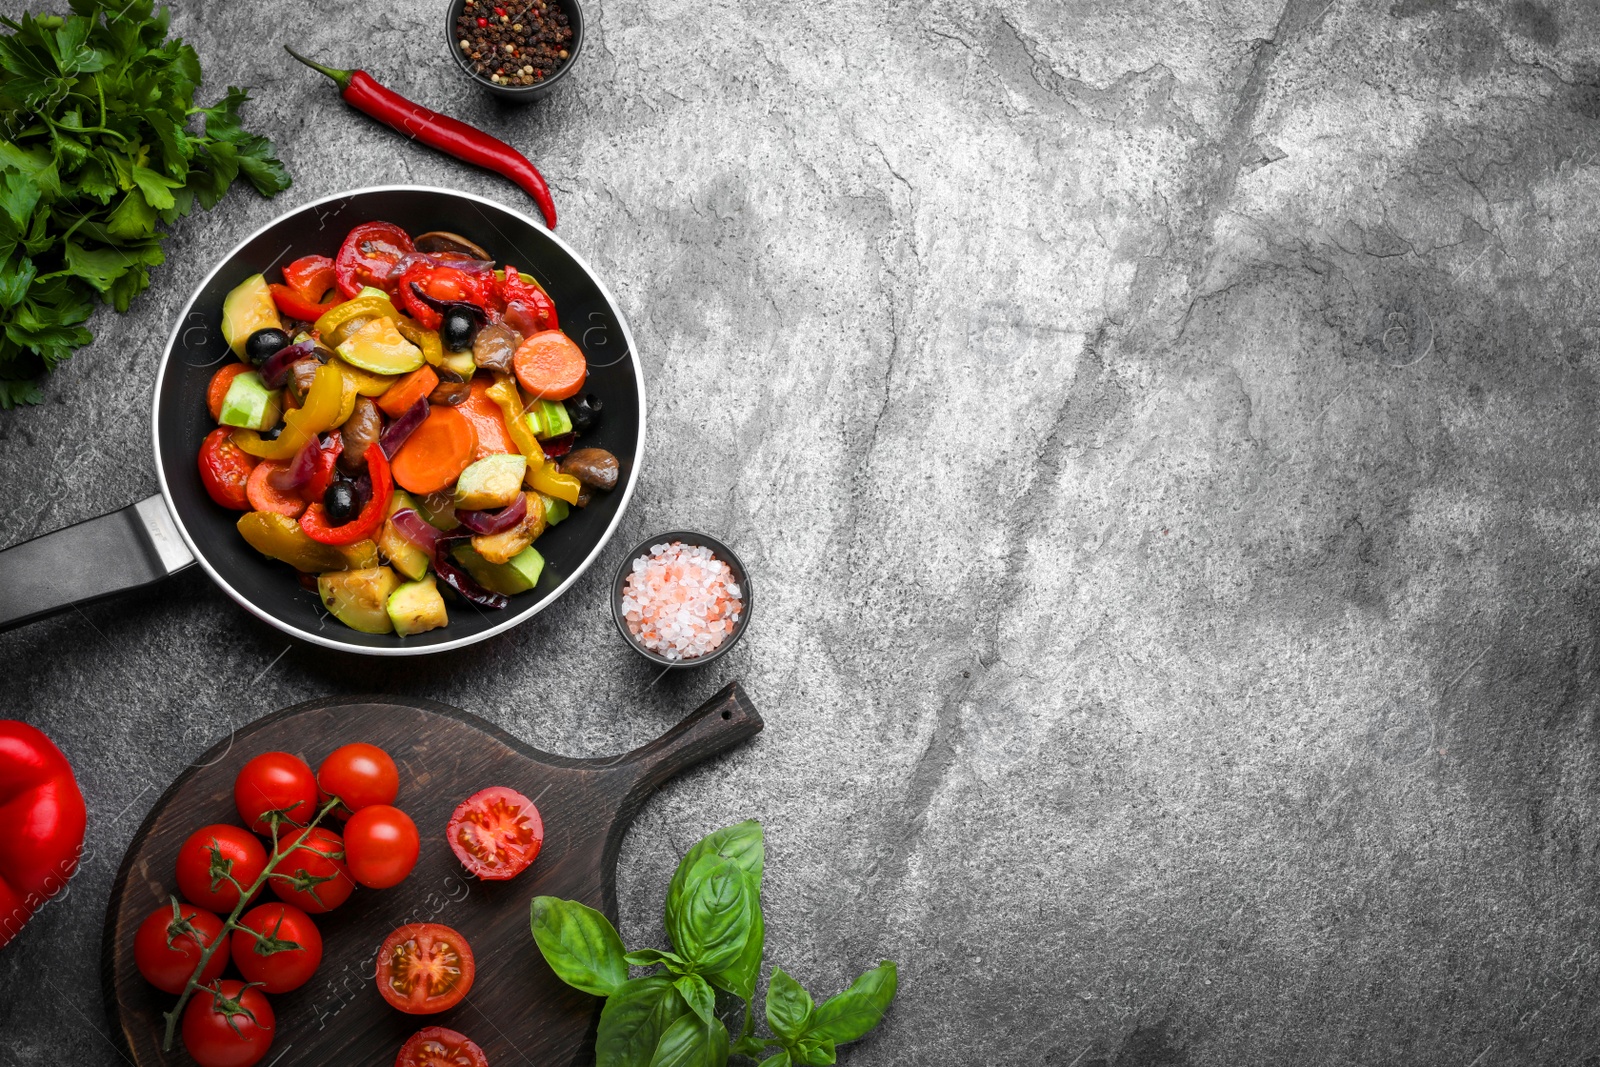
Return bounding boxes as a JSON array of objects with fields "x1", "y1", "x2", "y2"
[
  {"x1": 446, "y1": 0, "x2": 584, "y2": 102},
  {"x1": 611, "y1": 532, "x2": 753, "y2": 669}
]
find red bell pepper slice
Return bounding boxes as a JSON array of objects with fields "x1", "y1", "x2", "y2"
[
  {"x1": 303, "y1": 431, "x2": 344, "y2": 503},
  {"x1": 335, "y1": 221, "x2": 415, "y2": 298},
  {"x1": 300, "y1": 441, "x2": 393, "y2": 545},
  {"x1": 282, "y1": 255, "x2": 338, "y2": 303},
  {"x1": 270, "y1": 283, "x2": 340, "y2": 323}
]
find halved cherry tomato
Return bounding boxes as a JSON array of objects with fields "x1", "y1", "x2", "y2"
[
  {"x1": 317, "y1": 742, "x2": 399, "y2": 819},
  {"x1": 233, "y1": 751, "x2": 319, "y2": 834},
  {"x1": 376, "y1": 923, "x2": 476, "y2": 1014},
  {"x1": 208, "y1": 362, "x2": 252, "y2": 421},
  {"x1": 282, "y1": 255, "x2": 338, "y2": 303},
  {"x1": 134, "y1": 901, "x2": 230, "y2": 994},
  {"x1": 512, "y1": 330, "x2": 587, "y2": 401},
  {"x1": 396, "y1": 1027, "x2": 488, "y2": 1067},
  {"x1": 199, "y1": 428, "x2": 258, "y2": 511},
  {"x1": 336, "y1": 222, "x2": 415, "y2": 298},
  {"x1": 344, "y1": 805, "x2": 419, "y2": 889},
  {"x1": 270, "y1": 283, "x2": 339, "y2": 323},
  {"x1": 396, "y1": 263, "x2": 490, "y2": 330},
  {"x1": 176, "y1": 825, "x2": 268, "y2": 913},
  {"x1": 301, "y1": 443, "x2": 393, "y2": 545},
  {"x1": 458, "y1": 378, "x2": 516, "y2": 459},
  {"x1": 232, "y1": 902, "x2": 323, "y2": 994},
  {"x1": 446, "y1": 786, "x2": 543, "y2": 881},
  {"x1": 269, "y1": 827, "x2": 355, "y2": 914},
  {"x1": 246, "y1": 461, "x2": 309, "y2": 519},
  {"x1": 182, "y1": 979, "x2": 275, "y2": 1067}
]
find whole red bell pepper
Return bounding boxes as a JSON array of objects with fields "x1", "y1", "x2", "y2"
[{"x1": 0, "y1": 722, "x2": 86, "y2": 950}]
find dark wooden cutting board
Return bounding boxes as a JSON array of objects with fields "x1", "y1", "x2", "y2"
[{"x1": 101, "y1": 683, "x2": 763, "y2": 1066}]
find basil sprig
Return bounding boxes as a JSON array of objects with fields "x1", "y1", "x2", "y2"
[{"x1": 531, "y1": 820, "x2": 897, "y2": 1066}]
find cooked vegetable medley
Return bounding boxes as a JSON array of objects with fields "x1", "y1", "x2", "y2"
[{"x1": 196, "y1": 222, "x2": 617, "y2": 637}]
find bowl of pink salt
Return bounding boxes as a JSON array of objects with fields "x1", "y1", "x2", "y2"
[{"x1": 610, "y1": 531, "x2": 751, "y2": 667}]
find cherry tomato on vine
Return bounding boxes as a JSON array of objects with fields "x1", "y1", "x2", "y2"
[
  {"x1": 181, "y1": 980, "x2": 276, "y2": 1067},
  {"x1": 133, "y1": 901, "x2": 229, "y2": 994},
  {"x1": 233, "y1": 751, "x2": 319, "y2": 834},
  {"x1": 317, "y1": 743, "x2": 399, "y2": 818},
  {"x1": 176, "y1": 825, "x2": 268, "y2": 913},
  {"x1": 375, "y1": 923, "x2": 476, "y2": 1014},
  {"x1": 446, "y1": 786, "x2": 543, "y2": 881},
  {"x1": 198, "y1": 428, "x2": 257, "y2": 511},
  {"x1": 231, "y1": 902, "x2": 323, "y2": 994},
  {"x1": 395, "y1": 1026, "x2": 488, "y2": 1067},
  {"x1": 344, "y1": 805, "x2": 420, "y2": 889},
  {"x1": 269, "y1": 826, "x2": 354, "y2": 914}
]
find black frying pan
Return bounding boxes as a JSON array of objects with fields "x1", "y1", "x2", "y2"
[{"x1": 0, "y1": 187, "x2": 644, "y2": 655}]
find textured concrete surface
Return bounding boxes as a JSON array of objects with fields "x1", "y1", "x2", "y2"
[{"x1": 5, "y1": 0, "x2": 1600, "y2": 1063}]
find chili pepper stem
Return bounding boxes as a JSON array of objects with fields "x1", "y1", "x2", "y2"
[{"x1": 283, "y1": 45, "x2": 353, "y2": 90}]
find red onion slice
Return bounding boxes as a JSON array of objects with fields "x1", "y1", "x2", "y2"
[
  {"x1": 540, "y1": 432, "x2": 575, "y2": 459},
  {"x1": 260, "y1": 339, "x2": 317, "y2": 388},
  {"x1": 455, "y1": 493, "x2": 527, "y2": 535},
  {"x1": 387, "y1": 252, "x2": 496, "y2": 281},
  {"x1": 267, "y1": 433, "x2": 324, "y2": 492},
  {"x1": 434, "y1": 535, "x2": 509, "y2": 609},
  {"x1": 379, "y1": 399, "x2": 429, "y2": 458},
  {"x1": 390, "y1": 509, "x2": 441, "y2": 555}
]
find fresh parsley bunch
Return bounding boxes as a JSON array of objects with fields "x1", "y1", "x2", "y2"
[
  {"x1": 0, "y1": 0, "x2": 290, "y2": 407},
  {"x1": 533, "y1": 821, "x2": 898, "y2": 1067}
]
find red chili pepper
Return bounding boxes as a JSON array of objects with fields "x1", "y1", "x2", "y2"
[
  {"x1": 285, "y1": 47, "x2": 557, "y2": 230},
  {"x1": 301, "y1": 443, "x2": 393, "y2": 545}
]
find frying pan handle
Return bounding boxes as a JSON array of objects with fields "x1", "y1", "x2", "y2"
[
  {"x1": 0, "y1": 494, "x2": 194, "y2": 633},
  {"x1": 604, "y1": 681, "x2": 764, "y2": 821}
]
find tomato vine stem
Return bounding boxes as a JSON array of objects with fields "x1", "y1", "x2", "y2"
[{"x1": 159, "y1": 795, "x2": 343, "y2": 1052}]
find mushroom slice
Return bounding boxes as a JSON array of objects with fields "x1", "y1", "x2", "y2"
[{"x1": 415, "y1": 231, "x2": 493, "y2": 260}]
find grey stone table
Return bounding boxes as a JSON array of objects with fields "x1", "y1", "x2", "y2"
[{"x1": 4, "y1": 0, "x2": 1600, "y2": 1063}]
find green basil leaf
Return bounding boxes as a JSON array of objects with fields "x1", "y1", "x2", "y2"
[
  {"x1": 668, "y1": 821, "x2": 765, "y2": 995},
  {"x1": 670, "y1": 821, "x2": 764, "y2": 893},
  {"x1": 703, "y1": 877, "x2": 762, "y2": 1001},
  {"x1": 804, "y1": 960, "x2": 897, "y2": 1045},
  {"x1": 627, "y1": 948, "x2": 688, "y2": 972},
  {"x1": 673, "y1": 973, "x2": 715, "y2": 1025},
  {"x1": 758, "y1": 1053, "x2": 792, "y2": 1067},
  {"x1": 597, "y1": 976, "x2": 686, "y2": 1067},
  {"x1": 646, "y1": 1012, "x2": 729, "y2": 1067},
  {"x1": 793, "y1": 1038, "x2": 836, "y2": 1066},
  {"x1": 531, "y1": 896, "x2": 628, "y2": 997},
  {"x1": 764, "y1": 968, "x2": 813, "y2": 1042},
  {"x1": 665, "y1": 854, "x2": 753, "y2": 972}
]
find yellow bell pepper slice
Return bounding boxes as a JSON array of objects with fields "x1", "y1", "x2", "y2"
[
  {"x1": 395, "y1": 316, "x2": 443, "y2": 367},
  {"x1": 314, "y1": 292, "x2": 400, "y2": 348},
  {"x1": 232, "y1": 363, "x2": 344, "y2": 460},
  {"x1": 486, "y1": 375, "x2": 581, "y2": 504},
  {"x1": 335, "y1": 358, "x2": 397, "y2": 397}
]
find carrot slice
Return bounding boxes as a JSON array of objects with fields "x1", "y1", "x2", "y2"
[
  {"x1": 377, "y1": 365, "x2": 440, "y2": 418},
  {"x1": 246, "y1": 460, "x2": 309, "y2": 518},
  {"x1": 513, "y1": 331, "x2": 587, "y2": 401},
  {"x1": 207, "y1": 362, "x2": 252, "y2": 422},
  {"x1": 458, "y1": 377, "x2": 517, "y2": 459},
  {"x1": 390, "y1": 405, "x2": 478, "y2": 495}
]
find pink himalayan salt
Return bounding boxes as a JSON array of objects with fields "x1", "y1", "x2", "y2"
[{"x1": 620, "y1": 542, "x2": 744, "y2": 661}]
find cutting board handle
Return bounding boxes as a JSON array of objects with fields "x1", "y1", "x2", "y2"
[{"x1": 601, "y1": 680, "x2": 763, "y2": 824}]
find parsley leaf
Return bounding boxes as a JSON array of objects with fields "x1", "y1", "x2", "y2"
[{"x1": 0, "y1": 2, "x2": 290, "y2": 407}]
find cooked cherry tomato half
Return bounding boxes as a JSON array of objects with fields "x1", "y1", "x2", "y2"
[
  {"x1": 182, "y1": 979, "x2": 276, "y2": 1067},
  {"x1": 446, "y1": 786, "x2": 544, "y2": 881},
  {"x1": 207, "y1": 362, "x2": 253, "y2": 422},
  {"x1": 395, "y1": 1026, "x2": 488, "y2": 1067},
  {"x1": 176, "y1": 825, "x2": 268, "y2": 913},
  {"x1": 232, "y1": 902, "x2": 323, "y2": 994},
  {"x1": 397, "y1": 263, "x2": 490, "y2": 330},
  {"x1": 233, "y1": 751, "x2": 319, "y2": 834},
  {"x1": 198, "y1": 428, "x2": 258, "y2": 511},
  {"x1": 269, "y1": 826, "x2": 355, "y2": 914},
  {"x1": 317, "y1": 742, "x2": 400, "y2": 818},
  {"x1": 376, "y1": 923, "x2": 476, "y2": 1014},
  {"x1": 133, "y1": 901, "x2": 229, "y2": 994},
  {"x1": 245, "y1": 461, "x2": 309, "y2": 518},
  {"x1": 500, "y1": 266, "x2": 558, "y2": 335},
  {"x1": 344, "y1": 805, "x2": 420, "y2": 889},
  {"x1": 336, "y1": 221, "x2": 415, "y2": 298}
]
